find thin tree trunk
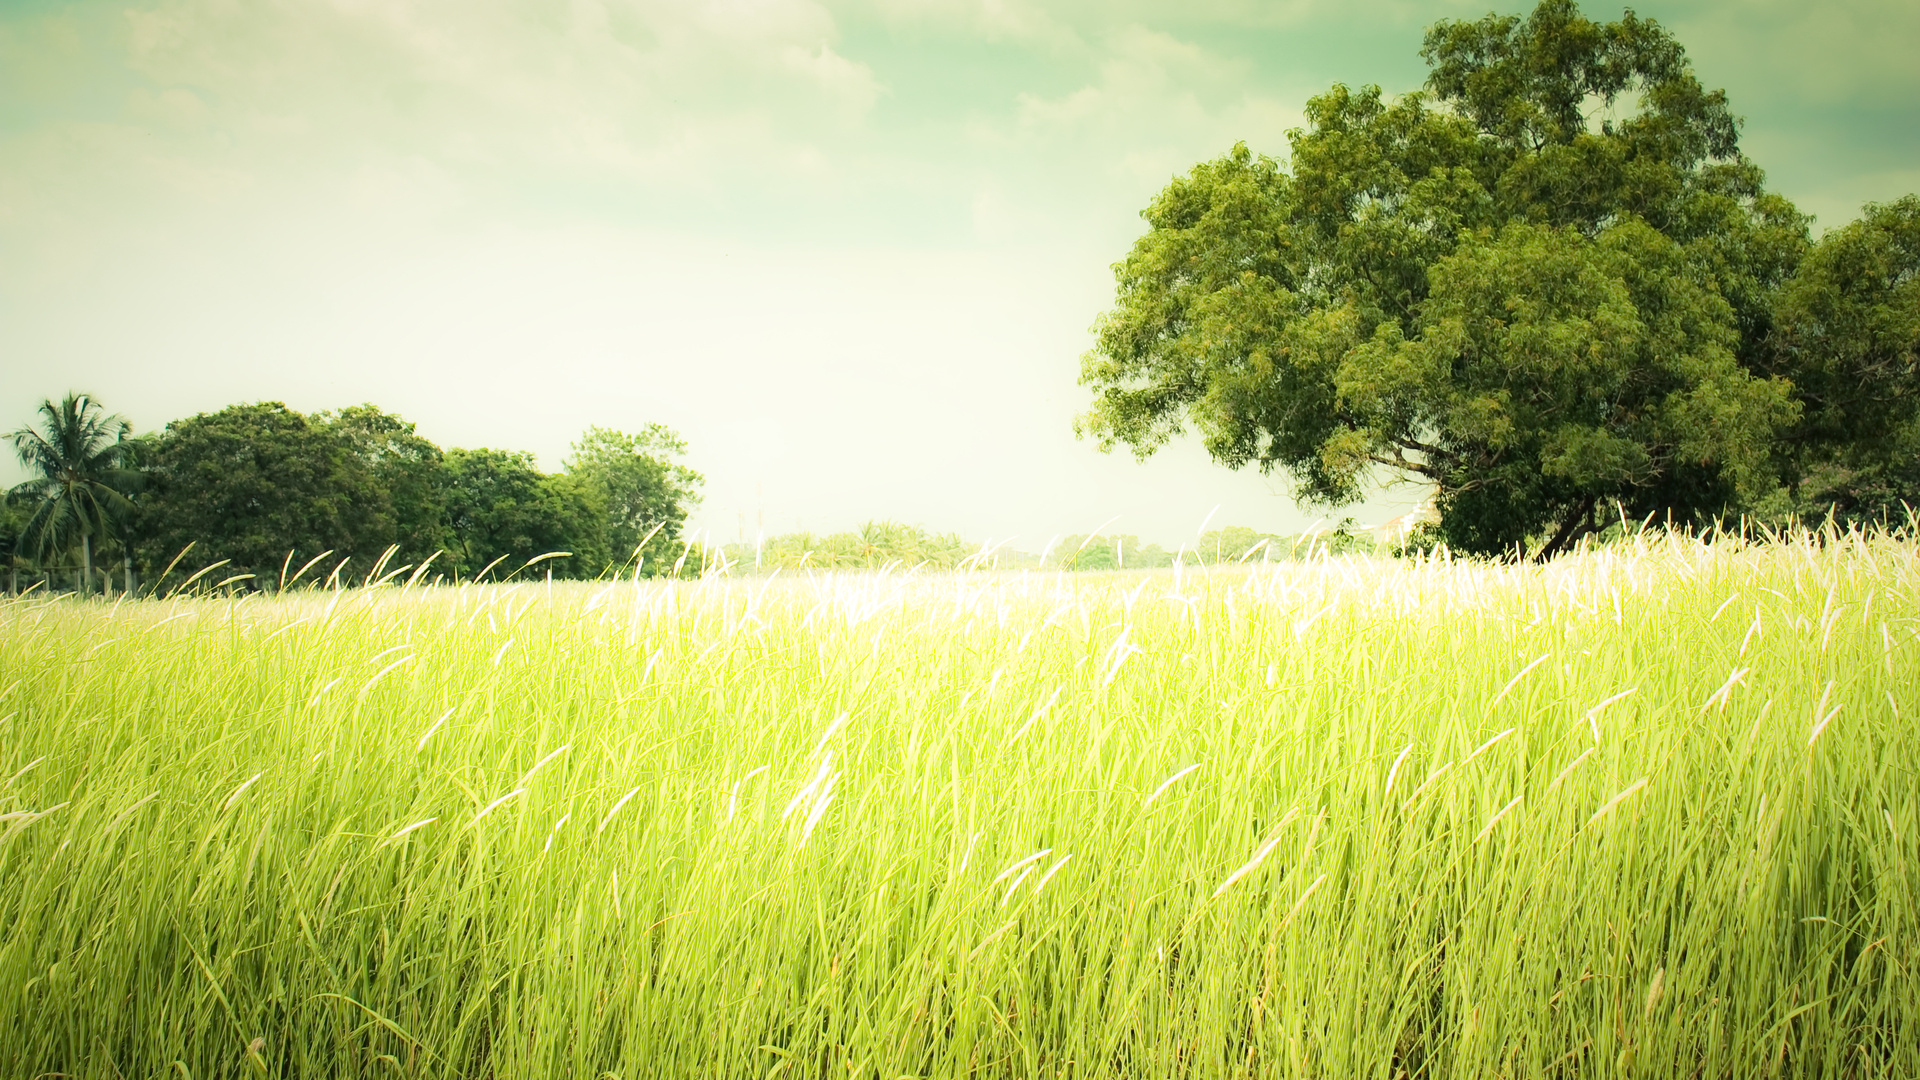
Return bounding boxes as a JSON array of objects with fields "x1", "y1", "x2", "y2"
[
  {"x1": 1533, "y1": 496, "x2": 1597, "y2": 563},
  {"x1": 81, "y1": 534, "x2": 93, "y2": 599}
]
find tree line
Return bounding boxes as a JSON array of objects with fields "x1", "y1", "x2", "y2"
[
  {"x1": 1079, "y1": 0, "x2": 1920, "y2": 560},
  {"x1": 709, "y1": 522, "x2": 1374, "y2": 573},
  {"x1": 3, "y1": 396, "x2": 703, "y2": 596}
]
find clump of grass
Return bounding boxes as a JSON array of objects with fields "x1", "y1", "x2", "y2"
[{"x1": 0, "y1": 527, "x2": 1914, "y2": 1077}]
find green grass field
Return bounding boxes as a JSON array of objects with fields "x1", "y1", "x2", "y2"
[{"x1": 1, "y1": 530, "x2": 1915, "y2": 1078}]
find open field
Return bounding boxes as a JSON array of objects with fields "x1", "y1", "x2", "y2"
[{"x1": 1, "y1": 531, "x2": 1915, "y2": 1078}]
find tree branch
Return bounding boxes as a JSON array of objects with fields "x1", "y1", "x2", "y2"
[
  {"x1": 1532, "y1": 495, "x2": 1598, "y2": 563},
  {"x1": 1367, "y1": 453, "x2": 1440, "y2": 479}
]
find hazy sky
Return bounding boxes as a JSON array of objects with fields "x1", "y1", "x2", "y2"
[{"x1": 3, "y1": 0, "x2": 1915, "y2": 548}]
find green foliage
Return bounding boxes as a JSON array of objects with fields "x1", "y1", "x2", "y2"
[
  {"x1": 5, "y1": 393, "x2": 144, "y2": 595},
  {"x1": 563, "y1": 425, "x2": 704, "y2": 577},
  {"x1": 1351, "y1": 220, "x2": 1796, "y2": 555},
  {"x1": 1194, "y1": 526, "x2": 1280, "y2": 563},
  {"x1": 84, "y1": 399, "x2": 702, "y2": 589},
  {"x1": 320, "y1": 405, "x2": 450, "y2": 569},
  {"x1": 134, "y1": 402, "x2": 411, "y2": 589},
  {"x1": 1764, "y1": 195, "x2": 1920, "y2": 524},
  {"x1": 0, "y1": 498, "x2": 29, "y2": 593},
  {"x1": 442, "y1": 448, "x2": 607, "y2": 581},
  {"x1": 1079, "y1": 0, "x2": 1814, "y2": 559},
  {"x1": 734, "y1": 520, "x2": 977, "y2": 571},
  {"x1": 1045, "y1": 533, "x2": 1172, "y2": 569},
  {"x1": 2, "y1": 532, "x2": 1914, "y2": 1076}
]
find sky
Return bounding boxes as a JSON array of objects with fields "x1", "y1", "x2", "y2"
[{"x1": 3, "y1": 0, "x2": 1916, "y2": 550}]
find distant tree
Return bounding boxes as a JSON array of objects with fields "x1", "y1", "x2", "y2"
[
  {"x1": 0, "y1": 496, "x2": 30, "y2": 594},
  {"x1": 741, "y1": 522, "x2": 973, "y2": 571},
  {"x1": 563, "y1": 425, "x2": 703, "y2": 577},
  {"x1": 1049, "y1": 534, "x2": 1177, "y2": 570},
  {"x1": 1762, "y1": 196, "x2": 1920, "y2": 524},
  {"x1": 442, "y1": 448, "x2": 605, "y2": 580},
  {"x1": 1078, "y1": 0, "x2": 1806, "y2": 559},
  {"x1": 542, "y1": 470, "x2": 613, "y2": 577},
  {"x1": 6, "y1": 392, "x2": 143, "y2": 597},
  {"x1": 320, "y1": 405, "x2": 450, "y2": 568},
  {"x1": 134, "y1": 402, "x2": 462, "y2": 589},
  {"x1": 133, "y1": 402, "x2": 380, "y2": 588},
  {"x1": 1196, "y1": 526, "x2": 1281, "y2": 564}
]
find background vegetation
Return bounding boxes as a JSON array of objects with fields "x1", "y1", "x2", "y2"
[
  {"x1": 708, "y1": 523, "x2": 1380, "y2": 575},
  {"x1": 3, "y1": 397, "x2": 704, "y2": 595}
]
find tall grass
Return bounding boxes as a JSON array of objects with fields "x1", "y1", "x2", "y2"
[{"x1": 0, "y1": 529, "x2": 1914, "y2": 1078}]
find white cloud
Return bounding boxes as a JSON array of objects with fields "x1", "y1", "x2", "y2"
[
  {"x1": 1, "y1": 0, "x2": 883, "y2": 240},
  {"x1": 1672, "y1": 0, "x2": 1920, "y2": 107},
  {"x1": 858, "y1": 0, "x2": 1081, "y2": 48},
  {"x1": 994, "y1": 24, "x2": 1306, "y2": 193}
]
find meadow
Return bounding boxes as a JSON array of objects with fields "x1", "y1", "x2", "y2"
[{"x1": 0, "y1": 529, "x2": 1914, "y2": 1078}]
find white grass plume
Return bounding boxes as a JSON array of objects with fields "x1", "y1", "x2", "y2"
[
  {"x1": 1279, "y1": 873, "x2": 1328, "y2": 929},
  {"x1": 1487, "y1": 653, "x2": 1550, "y2": 711},
  {"x1": 1007, "y1": 687, "x2": 1060, "y2": 747},
  {"x1": 800, "y1": 771, "x2": 839, "y2": 846},
  {"x1": 467, "y1": 789, "x2": 525, "y2": 827},
  {"x1": 1582, "y1": 688, "x2": 1636, "y2": 743},
  {"x1": 1031, "y1": 853, "x2": 1073, "y2": 896},
  {"x1": 599, "y1": 786, "x2": 643, "y2": 834},
  {"x1": 727, "y1": 764, "x2": 770, "y2": 822},
  {"x1": 1545, "y1": 747, "x2": 1596, "y2": 796},
  {"x1": 991, "y1": 848, "x2": 1054, "y2": 886},
  {"x1": 1382, "y1": 743, "x2": 1414, "y2": 803},
  {"x1": 387, "y1": 817, "x2": 437, "y2": 842},
  {"x1": 1144, "y1": 763, "x2": 1202, "y2": 807},
  {"x1": 1212, "y1": 808, "x2": 1300, "y2": 899},
  {"x1": 1461, "y1": 728, "x2": 1515, "y2": 768},
  {"x1": 416, "y1": 706, "x2": 457, "y2": 752},
  {"x1": 516, "y1": 744, "x2": 572, "y2": 788},
  {"x1": 222, "y1": 773, "x2": 265, "y2": 813},
  {"x1": 1473, "y1": 794, "x2": 1525, "y2": 843},
  {"x1": 1584, "y1": 778, "x2": 1650, "y2": 830},
  {"x1": 1808, "y1": 681, "x2": 1843, "y2": 748},
  {"x1": 782, "y1": 753, "x2": 835, "y2": 822},
  {"x1": 807, "y1": 713, "x2": 851, "y2": 762}
]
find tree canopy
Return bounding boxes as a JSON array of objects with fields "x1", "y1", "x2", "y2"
[
  {"x1": 135, "y1": 402, "x2": 384, "y2": 587},
  {"x1": 20, "y1": 398, "x2": 709, "y2": 593},
  {"x1": 1762, "y1": 196, "x2": 1920, "y2": 523},
  {"x1": 563, "y1": 425, "x2": 704, "y2": 575},
  {"x1": 442, "y1": 447, "x2": 607, "y2": 581},
  {"x1": 1077, "y1": 0, "x2": 1895, "y2": 558}
]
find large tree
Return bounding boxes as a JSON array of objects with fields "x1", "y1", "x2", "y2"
[
  {"x1": 442, "y1": 448, "x2": 607, "y2": 581},
  {"x1": 562, "y1": 424, "x2": 703, "y2": 576},
  {"x1": 6, "y1": 393, "x2": 144, "y2": 596},
  {"x1": 1761, "y1": 196, "x2": 1920, "y2": 524},
  {"x1": 320, "y1": 404, "x2": 450, "y2": 570},
  {"x1": 134, "y1": 402, "x2": 460, "y2": 588},
  {"x1": 135, "y1": 403, "x2": 375, "y2": 587},
  {"x1": 1078, "y1": 0, "x2": 1809, "y2": 559}
]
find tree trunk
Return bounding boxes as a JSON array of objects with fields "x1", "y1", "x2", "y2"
[
  {"x1": 81, "y1": 534, "x2": 93, "y2": 599},
  {"x1": 1533, "y1": 496, "x2": 1598, "y2": 563}
]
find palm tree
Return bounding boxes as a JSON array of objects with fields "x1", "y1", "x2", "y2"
[{"x1": 7, "y1": 393, "x2": 143, "y2": 598}]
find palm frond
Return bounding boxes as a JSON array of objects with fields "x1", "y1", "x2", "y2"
[{"x1": 6, "y1": 393, "x2": 142, "y2": 568}]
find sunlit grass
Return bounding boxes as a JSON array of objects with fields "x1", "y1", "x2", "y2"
[{"x1": 1, "y1": 529, "x2": 1915, "y2": 1078}]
